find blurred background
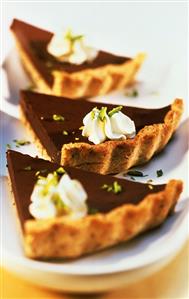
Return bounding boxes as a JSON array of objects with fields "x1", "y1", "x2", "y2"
[
  {"x1": 2, "y1": 2, "x2": 188, "y2": 60},
  {"x1": 2, "y1": 1, "x2": 188, "y2": 107}
]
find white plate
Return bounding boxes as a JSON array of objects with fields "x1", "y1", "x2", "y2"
[
  {"x1": 1, "y1": 48, "x2": 189, "y2": 292},
  {"x1": 1, "y1": 172, "x2": 189, "y2": 292}
]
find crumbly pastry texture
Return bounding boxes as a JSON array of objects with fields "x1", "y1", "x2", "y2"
[
  {"x1": 12, "y1": 30, "x2": 145, "y2": 98},
  {"x1": 51, "y1": 53, "x2": 146, "y2": 98},
  {"x1": 62, "y1": 99, "x2": 183, "y2": 174},
  {"x1": 20, "y1": 99, "x2": 183, "y2": 174},
  {"x1": 21, "y1": 179, "x2": 182, "y2": 259}
]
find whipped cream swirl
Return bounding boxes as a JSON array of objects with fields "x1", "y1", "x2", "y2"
[
  {"x1": 82, "y1": 106, "x2": 136, "y2": 145},
  {"x1": 47, "y1": 29, "x2": 98, "y2": 64},
  {"x1": 29, "y1": 171, "x2": 88, "y2": 220}
]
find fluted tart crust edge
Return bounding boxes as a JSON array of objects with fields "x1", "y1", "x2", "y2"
[
  {"x1": 21, "y1": 179, "x2": 182, "y2": 259},
  {"x1": 61, "y1": 99, "x2": 183, "y2": 174},
  {"x1": 12, "y1": 30, "x2": 145, "y2": 99}
]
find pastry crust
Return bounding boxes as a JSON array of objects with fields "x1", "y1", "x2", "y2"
[
  {"x1": 20, "y1": 99, "x2": 183, "y2": 174},
  {"x1": 12, "y1": 30, "x2": 145, "y2": 99},
  {"x1": 51, "y1": 53, "x2": 146, "y2": 98},
  {"x1": 23, "y1": 179, "x2": 183, "y2": 259},
  {"x1": 61, "y1": 99, "x2": 183, "y2": 174}
]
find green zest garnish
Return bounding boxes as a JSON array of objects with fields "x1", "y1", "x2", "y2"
[
  {"x1": 91, "y1": 107, "x2": 98, "y2": 120},
  {"x1": 126, "y1": 170, "x2": 148, "y2": 177},
  {"x1": 37, "y1": 175, "x2": 46, "y2": 180},
  {"x1": 6, "y1": 144, "x2": 11, "y2": 149},
  {"x1": 99, "y1": 107, "x2": 107, "y2": 121},
  {"x1": 148, "y1": 184, "x2": 154, "y2": 190},
  {"x1": 156, "y1": 169, "x2": 163, "y2": 177},
  {"x1": 90, "y1": 105, "x2": 124, "y2": 122},
  {"x1": 113, "y1": 181, "x2": 122, "y2": 193},
  {"x1": 88, "y1": 207, "x2": 99, "y2": 215},
  {"x1": 35, "y1": 169, "x2": 48, "y2": 177},
  {"x1": 26, "y1": 84, "x2": 35, "y2": 91},
  {"x1": 132, "y1": 90, "x2": 138, "y2": 97},
  {"x1": 130, "y1": 177, "x2": 136, "y2": 181},
  {"x1": 53, "y1": 114, "x2": 65, "y2": 122},
  {"x1": 45, "y1": 61, "x2": 53, "y2": 68},
  {"x1": 102, "y1": 181, "x2": 122, "y2": 194},
  {"x1": 55, "y1": 167, "x2": 65, "y2": 175},
  {"x1": 147, "y1": 179, "x2": 153, "y2": 183},
  {"x1": 65, "y1": 29, "x2": 84, "y2": 44},
  {"x1": 52, "y1": 193, "x2": 66, "y2": 215},
  {"x1": 23, "y1": 166, "x2": 32, "y2": 171},
  {"x1": 108, "y1": 106, "x2": 123, "y2": 117},
  {"x1": 37, "y1": 173, "x2": 59, "y2": 196},
  {"x1": 13, "y1": 139, "x2": 31, "y2": 147},
  {"x1": 63, "y1": 130, "x2": 68, "y2": 135},
  {"x1": 64, "y1": 29, "x2": 84, "y2": 56},
  {"x1": 102, "y1": 184, "x2": 111, "y2": 191},
  {"x1": 79, "y1": 126, "x2": 84, "y2": 130},
  {"x1": 125, "y1": 89, "x2": 138, "y2": 97},
  {"x1": 151, "y1": 91, "x2": 159, "y2": 96}
]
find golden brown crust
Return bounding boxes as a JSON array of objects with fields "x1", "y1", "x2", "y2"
[
  {"x1": 20, "y1": 99, "x2": 183, "y2": 175},
  {"x1": 52, "y1": 53, "x2": 146, "y2": 98},
  {"x1": 23, "y1": 180, "x2": 183, "y2": 259},
  {"x1": 61, "y1": 99, "x2": 183, "y2": 174},
  {"x1": 12, "y1": 31, "x2": 145, "y2": 99}
]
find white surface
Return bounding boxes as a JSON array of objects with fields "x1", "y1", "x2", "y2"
[{"x1": 1, "y1": 2, "x2": 188, "y2": 293}]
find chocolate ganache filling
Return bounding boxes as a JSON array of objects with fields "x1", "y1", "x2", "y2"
[
  {"x1": 7, "y1": 150, "x2": 165, "y2": 229},
  {"x1": 10, "y1": 19, "x2": 131, "y2": 87},
  {"x1": 20, "y1": 90, "x2": 171, "y2": 163},
  {"x1": 31, "y1": 41, "x2": 131, "y2": 73}
]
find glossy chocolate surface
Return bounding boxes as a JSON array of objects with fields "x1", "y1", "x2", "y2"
[
  {"x1": 11, "y1": 19, "x2": 131, "y2": 87},
  {"x1": 31, "y1": 41, "x2": 131, "y2": 73},
  {"x1": 20, "y1": 90, "x2": 171, "y2": 163},
  {"x1": 7, "y1": 150, "x2": 165, "y2": 228}
]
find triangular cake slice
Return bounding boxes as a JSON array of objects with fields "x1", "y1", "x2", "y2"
[
  {"x1": 10, "y1": 19, "x2": 145, "y2": 99},
  {"x1": 7, "y1": 150, "x2": 182, "y2": 259},
  {"x1": 20, "y1": 90, "x2": 183, "y2": 174}
]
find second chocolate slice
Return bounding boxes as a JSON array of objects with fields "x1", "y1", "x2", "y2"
[{"x1": 20, "y1": 90, "x2": 183, "y2": 174}]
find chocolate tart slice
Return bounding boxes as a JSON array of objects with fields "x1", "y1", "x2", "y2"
[
  {"x1": 20, "y1": 90, "x2": 183, "y2": 174},
  {"x1": 7, "y1": 150, "x2": 183, "y2": 259},
  {"x1": 10, "y1": 19, "x2": 145, "y2": 99}
]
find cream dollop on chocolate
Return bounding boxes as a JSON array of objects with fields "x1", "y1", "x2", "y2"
[
  {"x1": 82, "y1": 106, "x2": 136, "y2": 144},
  {"x1": 30, "y1": 171, "x2": 88, "y2": 220},
  {"x1": 47, "y1": 29, "x2": 98, "y2": 64}
]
